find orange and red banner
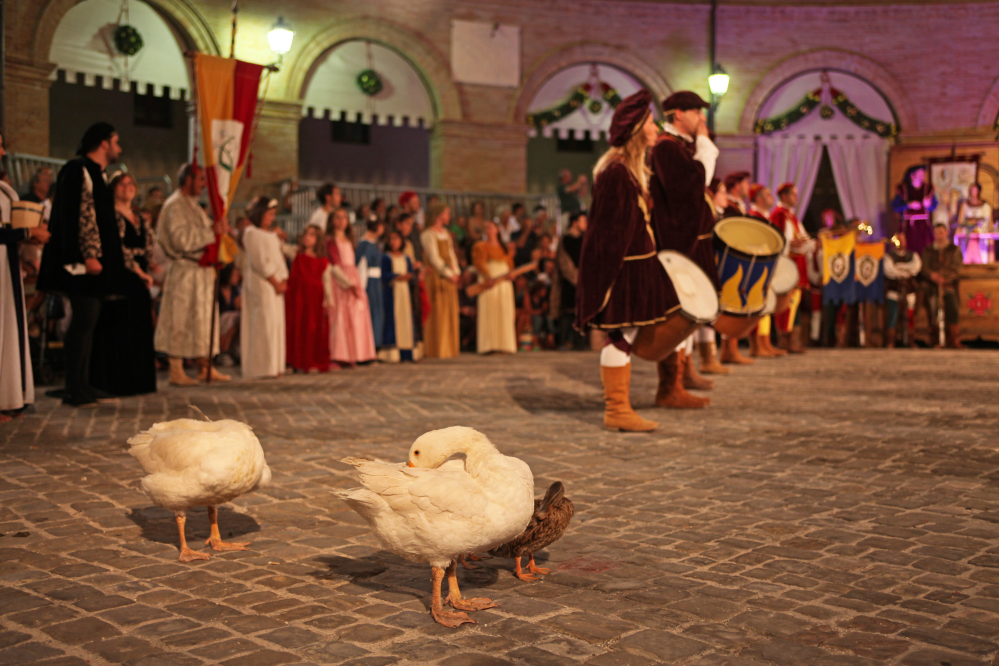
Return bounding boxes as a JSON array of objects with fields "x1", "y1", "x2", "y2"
[{"x1": 195, "y1": 54, "x2": 264, "y2": 222}]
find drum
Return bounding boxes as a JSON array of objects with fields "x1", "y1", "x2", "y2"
[
  {"x1": 712, "y1": 217, "x2": 785, "y2": 338},
  {"x1": 761, "y1": 288, "x2": 778, "y2": 316},
  {"x1": 11, "y1": 201, "x2": 43, "y2": 229},
  {"x1": 769, "y1": 255, "x2": 800, "y2": 315},
  {"x1": 632, "y1": 251, "x2": 719, "y2": 362}
]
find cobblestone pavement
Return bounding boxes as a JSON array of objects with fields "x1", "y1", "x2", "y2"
[{"x1": 1, "y1": 349, "x2": 998, "y2": 666}]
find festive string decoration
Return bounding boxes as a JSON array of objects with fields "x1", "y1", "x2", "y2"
[
  {"x1": 755, "y1": 87, "x2": 897, "y2": 138},
  {"x1": 527, "y1": 82, "x2": 624, "y2": 130},
  {"x1": 113, "y1": 24, "x2": 143, "y2": 56},
  {"x1": 357, "y1": 69, "x2": 383, "y2": 96}
]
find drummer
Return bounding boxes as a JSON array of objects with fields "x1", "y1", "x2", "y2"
[
  {"x1": 723, "y1": 172, "x2": 751, "y2": 218},
  {"x1": 648, "y1": 90, "x2": 719, "y2": 410},
  {"x1": 770, "y1": 182, "x2": 813, "y2": 353},
  {"x1": 575, "y1": 89, "x2": 677, "y2": 432},
  {"x1": 747, "y1": 184, "x2": 773, "y2": 222}
]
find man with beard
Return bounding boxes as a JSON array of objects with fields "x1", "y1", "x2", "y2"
[{"x1": 38, "y1": 122, "x2": 126, "y2": 407}]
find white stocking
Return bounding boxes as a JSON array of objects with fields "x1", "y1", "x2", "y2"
[{"x1": 600, "y1": 327, "x2": 637, "y2": 367}]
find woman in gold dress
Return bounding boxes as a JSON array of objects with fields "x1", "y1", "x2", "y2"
[
  {"x1": 420, "y1": 203, "x2": 460, "y2": 358},
  {"x1": 472, "y1": 220, "x2": 517, "y2": 354}
]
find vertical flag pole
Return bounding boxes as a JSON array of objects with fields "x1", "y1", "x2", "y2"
[{"x1": 229, "y1": 0, "x2": 239, "y2": 58}]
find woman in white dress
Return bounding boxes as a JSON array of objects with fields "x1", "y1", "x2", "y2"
[
  {"x1": 0, "y1": 131, "x2": 49, "y2": 421},
  {"x1": 240, "y1": 197, "x2": 288, "y2": 378},
  {"x1": 472, "y1": 220, "x2": 516, "y2": 354}
]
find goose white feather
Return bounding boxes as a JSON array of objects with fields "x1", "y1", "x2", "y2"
[
  {"x1": 128, "y1": 418, "x2": 271, "y2": 514},
  {"x1": 335, "y1": 426, "x2": 534, "y2": 569}
]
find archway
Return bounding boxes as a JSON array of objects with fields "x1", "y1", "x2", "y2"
[
  {"x1": 754, "y1": 70, "x2": 896, "y2": 235},
  {"x1": 45, "y1": 0, "x2": 192, "y2": 180},
  {"x1": 299, "y1": 40, "x2": 436, "y2": 186},
  {"x1": 287, "y1": 17, "x2": 461, "y2": 124},
  {"x1": 521, "y1": 61, "x2": 661, "y2": 195}
]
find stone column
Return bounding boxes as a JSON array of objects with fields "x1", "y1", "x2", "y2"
[
  {"x1": 5, "y1": 57, "x2": 56, "y2": 155},
  {"x1": 430, "y1": 120, "x2": 528, "y2": 193},
  {"x1": 236, "y1": 98, "x2": 302, "y2": 200}
]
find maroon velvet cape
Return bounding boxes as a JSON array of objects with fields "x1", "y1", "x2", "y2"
[
  {"x1": 649, "y1": 133, "x2": 720, "y2": 291},
  {"x1": 575, "y1": 161, "x2": 679, "y2": 330},
  {"x1": 286, "y1": 253, "x2": 331, "y2": 372}
]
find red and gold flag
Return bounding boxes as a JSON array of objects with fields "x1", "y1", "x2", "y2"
[{"x1": 195, "y1": 54, "x2": 264, "y2": 222}]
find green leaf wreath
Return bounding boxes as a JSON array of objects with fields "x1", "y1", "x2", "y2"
[
  {"x1": 356, "y1": 69, "x2": 383, "y2": 96},
  {"x1": 527, "y1": 82, "x2": 624, "y2": 130},
  {"x1": 755, "y1": 87, "x2": 897, "y2": 138},
  {"x1": 113, "y1": 24, "x2": 143, "y2": 57}
]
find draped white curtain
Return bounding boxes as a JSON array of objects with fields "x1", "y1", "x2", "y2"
[
  {"x1": 757, "y1": 136, "x2": 825, "y2": 214},
  {"x1": 825, "y1": 136, "x2": 889, "y2": 232},
  {"x1": 757, "y1": 134, "x2": 889, "y2": 233}
]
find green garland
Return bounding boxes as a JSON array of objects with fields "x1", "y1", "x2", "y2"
[
  {"x1": 356, "y1": 69, "x2": 383, "y2": 96},
  {"x1": 113, "y1": 24, "x2": 143, "y2": 57},
  {"x1": 754, "y1": 90, "x2": 821, "y2": 134},
  {"x1": 527, "y1": 82, "x2": 623, "y2": 130},
  {"x1": 755, "y1": 87, "x2": 897, "y2": 139}
]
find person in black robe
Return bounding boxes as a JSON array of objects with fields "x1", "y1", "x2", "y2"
[
  {"x1": 37, "y1": 122, "x2": 126, "y2": 407},
  {"x1": 90, "y1": 172, "x2": 157, "y2": 396}
]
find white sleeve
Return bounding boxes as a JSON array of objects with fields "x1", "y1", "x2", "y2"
[
  {"x1": 882, "y1": 255, "x2": 901, "y2": 280},
  {"x1": 308, "y1": 208, "x2": 328, "y2": 229},
  {"x1": 322, "y1": 264, "x2": 335, "y2": 308},
  {"x1": 358, "y1": 255, "x2": 368, "y2": 291},
  {"x1": 693, "y1": 135, "x2": 720, "y2": 185},
  {"x1": 246, "y1": 230, "x2": 279, "y2": 279},
  {"x1": 421, "y1": 230, "x2": 455, "y2": 278}
]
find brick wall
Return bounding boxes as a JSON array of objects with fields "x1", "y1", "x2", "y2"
[{"x1": 10, "y1": 0, "x2": 999, "y2": 196}]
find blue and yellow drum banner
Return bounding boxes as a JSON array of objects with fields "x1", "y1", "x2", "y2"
[
  {"x1": 715, "y1": 251, "x2": 773, "y2": 315},
  {"x1": 821, "y1": 233, "x2": 856, "y2": 305},
  {"x1": 854, "y1": 242, "x2": 885, "y2": 304}
]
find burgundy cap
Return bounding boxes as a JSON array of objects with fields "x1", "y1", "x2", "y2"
[
  {"x1": 748, "y1": 184, "x2": 766, "y2": 202},
  {"x1": 777, "y1": 182, "x2": 796, "y2": 197},
  {"x1": 608, "y1": 90, "x2": 653, "y2": 147},
  {"x1": 662, "y1": 91, "x2": 711, "y2": 113}
]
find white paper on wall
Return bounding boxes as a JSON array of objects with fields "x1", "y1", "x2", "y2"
[{"x1": 450, "y1": 20, "x2": 520, "y2": 88}]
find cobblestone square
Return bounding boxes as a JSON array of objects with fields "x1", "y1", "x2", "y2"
[{"x1": 1, "y1": 349, "x2": 998, "y2": 665}]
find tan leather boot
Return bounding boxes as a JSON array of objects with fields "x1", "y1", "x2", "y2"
[
  {"x1": 601, "y1": 365, "x2": 657, "y2": 432},
  {"x1": 946, "y1": 324, "x2": 965, "y2": 349},
  {"x1": 656, "y1": 352, "x2": 710, "y2": 409},
  {"x1": 169, "y1": 357, "x2": 198, "y2": 387},
  {"x1": 760, "y1": 334, "x2": 787, "y2": 357},
  {"x1": 197, "y1": 358, "x2": 231, "y2": 382},
  {"x1": 683, "y1": 349, "x2": 714, "y2": 390},
  {"x1": 720, "y1": 337, "x2": 754, "y2": 365},
  {"x1": 698, "y1": 341, "x2": 730, "y2": 374},
  {"x1": 788, "y1": 326, "x2": 807, "y2": 354},
  {"x1": 748, "y1": 335, "x2": 762, "y2": 357}
]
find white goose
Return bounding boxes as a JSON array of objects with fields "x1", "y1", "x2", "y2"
[
  {"x1": 335, "y1": 426, "x2": 534, "y2": 627},
  {"x1": 128, "y1": 418, "x2": 271, "y2": 562}
]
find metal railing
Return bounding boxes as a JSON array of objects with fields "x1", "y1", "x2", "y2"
[
  {"x1": 1, "y1": 152, "x2": 172, "y2": 202},
  {"x1": 281, "y1": 180, "x2": 560, "y2": 240}
]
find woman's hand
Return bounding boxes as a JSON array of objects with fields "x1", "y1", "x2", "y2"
[
  {"x1": 85, "y1": 258, "x2": 103, "y2": 275},
  {"x1": 136, "y1": 270, "x2": 154, "y2": 289},
  {"x1": 269, "y1": 276, "x2": 287, "y2": 294},
  {"x1": 29, "y1": 224, "x2": 50, "y2": 244}
]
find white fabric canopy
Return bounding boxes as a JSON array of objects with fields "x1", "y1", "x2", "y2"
[
  {"x1": 826, "y1": 136, "x2": 888, "y2": 232},
  {"x1": 757, "y1": 135, "x2": 825, "y2": 216}
]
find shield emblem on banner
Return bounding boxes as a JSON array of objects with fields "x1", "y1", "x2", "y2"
[
  {"x1": 829, "y1": 253, "x2": 850, "y2": 283},
  {"x1": 856, "y1": 254, "x2": 879, "y2": 287}
]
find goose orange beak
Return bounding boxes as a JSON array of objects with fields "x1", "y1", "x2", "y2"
[{"x1": 407, "y1": 461, "x2": 414, "y2": 467}]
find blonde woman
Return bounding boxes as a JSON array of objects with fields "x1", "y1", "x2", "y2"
[
  {"x1": 420, "y1": 203, "x2": 460, "y2": 358},
  {"x1": 472, "y1": 220, "x2": 517, "y2": 354},
  {"x1": 575, "y1": 90, "x2": 673, "y2": 432}
]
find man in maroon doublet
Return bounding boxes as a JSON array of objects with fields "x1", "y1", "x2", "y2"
[{"x1": 647, "y1": 91, "x2": 719, "y2": 409}]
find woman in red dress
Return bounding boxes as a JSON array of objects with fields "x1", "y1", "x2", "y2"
[{"x1": 286, "y1": 225, "x2": 331, "y2": 373}]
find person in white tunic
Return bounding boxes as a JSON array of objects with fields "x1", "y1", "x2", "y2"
[
  {"x1": 154, "y1": 164, "x2": 230, "y2": 385},
  {"x1": 0, "y1": 130, "x2": 50, "y2": 420},
  {"x1": 240, "y1": 197, "x2": 288, "y2": 378},
  {"x1": 471, "y1": 220, "x2": 517, "y2": 354}
]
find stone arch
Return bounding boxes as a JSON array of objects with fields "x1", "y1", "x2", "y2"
[
  {"x1": 511, "y1": 42, "x2": 672, "y2": 124},
  {"x1": 739, "y1": 49, "x2": 916, "y2": 134},
  {"x1": 32, "y1": 0, "x2": 219, "y2": 64},
  {"x1": 976, "y1": 76, "x2": 999, "y2": 129},
  {"x1": 286, "y1": 17, "x2": 461, "y2": 122}
]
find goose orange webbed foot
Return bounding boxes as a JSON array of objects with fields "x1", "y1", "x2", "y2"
[
  {"x1": 432, "y1": 607, "x2": 475, "y2": 628},
  {"x1": 179, "y1": 546, "x2": 210, "y2": 562},
  {"x1": 205, "y1": 506, "x2": 251, "y2": 552}
]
